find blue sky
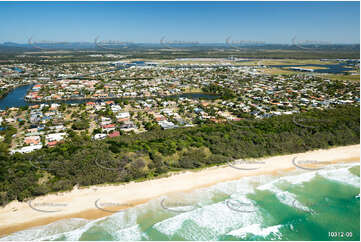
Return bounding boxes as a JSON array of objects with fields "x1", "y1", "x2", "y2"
[{"x1": 0, "y1": 1, "x2": 359, "y2": 44}]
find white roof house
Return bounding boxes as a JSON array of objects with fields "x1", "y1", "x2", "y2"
[
  {"x1": 116, "y1": 112, "x2": 130, "y2": 119},
  {"x1": 10, "y1": 144, "x2": 43, "y2": 154},
  {"x1": 93, "y1": 133, "x2": 107, "y2": 140},
  {"x1": 46, "y1": 133, "x2": 67, "y2": 142},
  {"x1": 158, "y1": 120, "x2": 177, "y2": 129}
]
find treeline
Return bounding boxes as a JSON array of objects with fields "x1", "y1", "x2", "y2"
[
  {"x1": 0, "y1": 105, "x2": 359, "y2": 206},
  {"x1": 202, "y1": 84, "x2": 236, "y2": 99},
  {"x1": 0, "y1": 88, "x2": 10, "y2": 99},
  {"x1": 1, "y1": 46, "x2": 359, "y2": 63}
]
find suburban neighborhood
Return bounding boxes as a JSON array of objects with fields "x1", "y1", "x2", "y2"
[{"x1": 0, "y1": 58, "x2": 359, "y2": 154}]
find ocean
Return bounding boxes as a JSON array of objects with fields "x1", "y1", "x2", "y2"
[{"x1": 1, "y1": 162, "x2": 359, "y2": 241}]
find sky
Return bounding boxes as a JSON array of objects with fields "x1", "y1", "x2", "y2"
[{"x1": 0, "y1": 1, "x2": 359, "y2": 44}]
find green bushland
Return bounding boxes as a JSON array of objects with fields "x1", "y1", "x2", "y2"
[{"x1": 0, "y1": 105, "x2": 359, "y2": 206}]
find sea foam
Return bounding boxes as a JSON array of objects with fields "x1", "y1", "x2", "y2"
[
  {"x1": 226, "y1": 223, "x2": 282, "y2": 239},
  {"x1": 153, "y1": 194, "x2": 262, "y2": 241}
]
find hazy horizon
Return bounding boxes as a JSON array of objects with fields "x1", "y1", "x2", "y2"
[{"x1": 0, "y1": 1, "x2": 359, "y2": 44}]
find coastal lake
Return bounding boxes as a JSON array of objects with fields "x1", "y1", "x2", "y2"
[{"x1": 0, "y1": 84, "x2": 218, "y2": 110}]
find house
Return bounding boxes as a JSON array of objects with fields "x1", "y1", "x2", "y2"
[
  {"x1": 93, "y1": 133, "x2": 107, "y2": 140},
  {"x1": 105, "y1": 100, "x2": 115, "y2": 105},
  {"x1": 30, "y1": 114, "x2": 41, "y2": 124},
  {"x1": 100, "y1": 117, "x2": 112, "y2": 126},
  {"x1": 24, "y1": 136, "x2": 41, "y2": 145},
  {"x1": 154, "y1": 115, "x2": 166, "y2": 122},
  {"x1": 102, "y1": 124, "x2": 116, "y2": 133},
  {"x1": 300, "y1": 98, "x2": 309, "y2": 103},
  {"x1": 111, "y1": 105, "x2": 122, "y2": 112},
  {"x1": 5, "y1": 118, "x2": 16, "y2": 123},
  {"x1": 46, "y1": 133, "x2": 67, "y2": 142},
  {"x1": 47, "y1": 141, "x2": 59, "y2": 147},
  {"x1": 49, "y1": 125, "x2": 65, "y2": 132},
  {"x1": 116, "y1": 112, "x2": 130, "y2": 119},
  {"x1": 194, "y1": 108, "x2": 203, "y2": 113},
  {"x1": 10, "y1": 144, "x2": 43, "y2": 154},
  {"x1": 158, "y1": 120, "x2": 178, "y2": 129},
  {"x1": 119, "y1": 121, "x2": 136, "y2": 131},
  {"x1": 108, "y1": 131, "x2": 120, "y2": 138},
  {"x1": 117, "y1": 117, "x2": 130, "y2": 123},
  {"x1": 86, "y1": 102, "x2": 96, "y2": 106},
  {"x1": 161, "y1": 109, "x2": 173, "y2": 116},
  {"x1": 49, "y1": 103, "x2": 60, "y2": 111}
]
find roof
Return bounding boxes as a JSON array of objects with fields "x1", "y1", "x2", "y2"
[
  {"x1": 103, "y1": 124, "x2": 115, "y2": 129},
  {"x1": 108, "y1": 131, "x2": 120, "y2": 138},
  {"x1": 47, "y1": 141, "x2": 58, "y2": 146}
]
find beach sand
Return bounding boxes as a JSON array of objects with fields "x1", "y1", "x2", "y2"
[{"x1": 0, "y1": 144, "x2": 359, "y2": 237}]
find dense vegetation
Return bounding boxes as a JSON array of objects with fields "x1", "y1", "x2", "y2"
[
  {"x1": 202, "y1": 84, "x2": 236, "y2": 100},
  {"x1": 0, "y1": 88, "x2": 9, "y2": 99},
  {"x1": 0, "y1": 44, "x2": 359, "y2": 64},
  {"x1": 0, "y1": 105, "x2": 359, "y2": 206}
]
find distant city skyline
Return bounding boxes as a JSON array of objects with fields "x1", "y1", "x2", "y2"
[{"x1": 0, "y1": 1, "x2": 360, "y2": 44}]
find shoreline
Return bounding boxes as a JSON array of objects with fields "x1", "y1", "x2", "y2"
[
  {"x1": 24, "y1": 92, "x2": 218, "y2": 103},
  {"x1": 0, "y1": 144, "x2": 359, "y2": 237}
]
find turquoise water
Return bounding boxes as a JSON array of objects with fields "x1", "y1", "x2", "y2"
[{"x1": 1, "y1": 163, "x2": 359, "y2": 241}]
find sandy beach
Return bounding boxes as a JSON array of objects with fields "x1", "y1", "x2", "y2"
[{"x1": 0, "y1": 144, "x2": 359, "y2": 237}]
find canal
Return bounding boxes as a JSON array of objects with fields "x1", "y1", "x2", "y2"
[{"x1": 0, "y1": 85, "x2": 218, "y2": 110}]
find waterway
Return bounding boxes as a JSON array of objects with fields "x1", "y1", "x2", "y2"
[
  {"x1": 269, "y1": 63, "x2": 354, "y2": 74},
  {"x1": 0, "y1": 85, "x2": 32, "y2": 110},
  {"x1": 0, "y1": 84, "x2": 218, "y2": 110}
]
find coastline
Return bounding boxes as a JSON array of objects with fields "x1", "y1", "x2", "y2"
[{"x1": 0, "y1": 144, "x2": 359, "y2": 237}]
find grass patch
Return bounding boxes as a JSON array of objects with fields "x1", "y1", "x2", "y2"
[{"x1": 319, "y1": 74, "x2": 360, "y2": 82}]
